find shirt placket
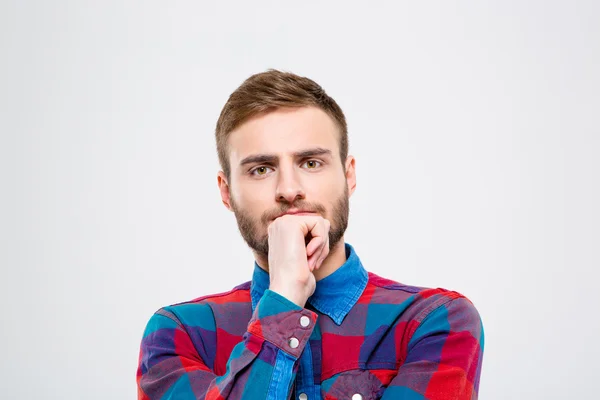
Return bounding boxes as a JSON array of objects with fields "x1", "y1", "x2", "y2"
[{"x1": 294, "y1": 321, "x2": 322, "y2": 400}]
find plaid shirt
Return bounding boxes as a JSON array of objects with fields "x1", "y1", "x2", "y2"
[{"x1": 137, "y1": 243, "x2": 484, "y2": 399}]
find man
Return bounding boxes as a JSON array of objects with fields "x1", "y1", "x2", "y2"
[{"x1": 137, "y1": 70, "x2": 484, "y2": 399}]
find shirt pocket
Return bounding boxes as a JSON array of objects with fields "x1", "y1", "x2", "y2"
[{"x1": 322, "y1": 369, "x2": 392, "y2": 400}]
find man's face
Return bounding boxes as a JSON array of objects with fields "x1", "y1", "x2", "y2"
[{"x1": 221, "y1": 106, "x2": 355, "y2": 258}]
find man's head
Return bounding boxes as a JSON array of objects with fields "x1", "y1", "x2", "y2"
[{"x1": 216, "y1": 70, "x2": 356, "y2": 258}]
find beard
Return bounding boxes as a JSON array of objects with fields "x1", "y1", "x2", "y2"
[{"x1": 230, "y1": 184, "x2": 349, "y2": 258}]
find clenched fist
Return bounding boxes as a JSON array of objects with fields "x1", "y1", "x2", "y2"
[{"x1": 267, "y1": 214, "x2": 331, "y2": 307}]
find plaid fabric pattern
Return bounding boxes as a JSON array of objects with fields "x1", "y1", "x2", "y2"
[{"x1": 137, "y1": 244, "x2": 484, "y2": 399}]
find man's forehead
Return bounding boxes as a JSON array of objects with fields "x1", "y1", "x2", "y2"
[{"x1": 228, "y1": 107, "x2": 339, "y2": 163}]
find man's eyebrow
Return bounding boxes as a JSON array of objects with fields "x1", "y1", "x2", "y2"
[{"x1": 239, "y1": 147, "x2": 332, "y2": 166}]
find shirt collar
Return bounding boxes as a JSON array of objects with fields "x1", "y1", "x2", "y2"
[{"x1": 250, "y1": 242, "x2": 368, "y2": 325}]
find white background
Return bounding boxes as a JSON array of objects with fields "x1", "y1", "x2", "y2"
[{"x1": 1, "y1": 1, "x2": 599, "y2": 399}]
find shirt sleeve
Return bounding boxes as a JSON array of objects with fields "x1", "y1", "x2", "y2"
[
  {"x1": 381, "y1": 295, "x2": 485, "y2": 400},
  {"x1": 137, "y1": 289, "x2": 317, "y2": 399}
]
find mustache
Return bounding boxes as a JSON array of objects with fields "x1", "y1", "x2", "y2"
[{"x1": 261, "y1": 202, "x2": 327, "y2": 223}]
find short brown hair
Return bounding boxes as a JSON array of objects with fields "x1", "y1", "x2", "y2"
[{"x1": 215, "y1": 69, "x2": 348, "y2": 180}]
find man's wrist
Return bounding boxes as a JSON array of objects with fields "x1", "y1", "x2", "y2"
[{"x1": 268, "y1": 285, "x2": 307, "y2": 308}]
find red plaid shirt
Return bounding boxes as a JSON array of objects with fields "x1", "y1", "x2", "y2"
[{"x1": 137, "y1": 243, "x2": 484, "y2": 399}]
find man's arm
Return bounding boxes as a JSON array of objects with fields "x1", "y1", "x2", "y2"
[
  {"x1": 382, "y1": 295, "x2": 485, "y2": 399},
  {"x1": 137, "y1": 214, "x2": 330, "y2": 399},
  {"x1": 137, "y1": 289, "x2": 317, "y2": 399}
]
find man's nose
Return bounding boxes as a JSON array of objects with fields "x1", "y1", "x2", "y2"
[{"x1": 275, "y1": 167, "x2": 305, "y2": 204}]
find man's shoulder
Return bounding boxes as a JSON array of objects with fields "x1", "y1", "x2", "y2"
[
  {"x1": 171, "y1": 281, "x2": 253, "y2": 307},
  {"x1": 365, "y1": 271, "x2": 456, "y2": 298},
  {"x1": 363, "y1": 271, "x2": 481, "y2": 324},
  {"x1": 153, "y1": 281, "x2": 253, "y2": 327}
]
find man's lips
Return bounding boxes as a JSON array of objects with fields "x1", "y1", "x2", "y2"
[{"x1": 274, "y1": 210, "x2": 318, "y2": 219}]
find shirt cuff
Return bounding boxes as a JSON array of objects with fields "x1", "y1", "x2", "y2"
[{"x1": 247, "y1": 289, "x2": 318, "y2": 359}]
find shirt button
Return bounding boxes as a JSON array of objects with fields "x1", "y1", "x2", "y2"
[
  {"x1": 298, "y1": 394, "x2": 308, "y2": 400},
  {"x1": 300, "y1": 315, "x2": 310, "y2": 327},
  {"x1": 288, "y1": 337, "x2": 299, "y2": 349},
  {"x1": 352, "y1": 394, "x2": 363, "y2": 400}
]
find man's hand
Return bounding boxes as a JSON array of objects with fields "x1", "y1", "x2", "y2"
[{"x1": 267, "y1": 214, "x2": 331, "y2": 307}]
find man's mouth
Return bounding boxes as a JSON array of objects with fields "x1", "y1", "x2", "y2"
[{"x1": 274, "y1": 210, "x2": 318, "y2": 219}]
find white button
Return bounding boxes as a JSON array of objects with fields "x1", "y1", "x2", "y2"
[
  {"x1": 298, "y1": 394, "x2": 308, "y2": 400},
  {"x1": 352, "y1": 394, "x2": 363, "y2": 400},
  {"x1": 300, "y1": 315, "x2": 310, "y2": 327},
  {"x1": 288, "y1": 337, "x2": 299, "y2": 349}
]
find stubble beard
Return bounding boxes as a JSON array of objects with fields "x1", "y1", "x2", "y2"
[{"x1": 230, "y1": 185, "x2": 350, "y2": 259}]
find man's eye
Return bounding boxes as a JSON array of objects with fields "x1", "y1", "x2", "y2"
[
  {"x1": 251, "y1": 166, "x2": 272, "y2": 176},
  {"x1": 304, "y1": 160, "x2": 322, "y2": 169}
]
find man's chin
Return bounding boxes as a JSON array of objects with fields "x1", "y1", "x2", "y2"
[{"x1": 247, "y1": 240, "x2": 269, "y2": 258}]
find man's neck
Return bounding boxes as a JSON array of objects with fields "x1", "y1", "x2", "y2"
[{"x1": 253, "y1": 239, "x2": 347, "y2": 282}]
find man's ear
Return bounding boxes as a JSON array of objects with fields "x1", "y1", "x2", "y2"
[
  {"x1": 217, "y1": 171, "x2": 233, "y2": 211},
  {"x1": 345, "y1": 156, "x2": 357, "y2": 197}
]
